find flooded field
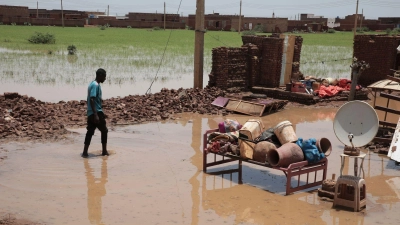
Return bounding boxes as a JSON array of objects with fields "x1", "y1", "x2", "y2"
[
  {"x1": 1, "y1": 109, "x2": 400, "y2": 225},
  {"x1": 0, "y1": 43, "x2": 352, "y2": 103}
]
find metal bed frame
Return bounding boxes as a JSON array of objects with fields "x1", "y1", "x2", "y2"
[{"x1": 203, "y1": 129, "x2": 328, "y2": 195}]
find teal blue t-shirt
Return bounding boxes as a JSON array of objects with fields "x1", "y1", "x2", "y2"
[{"x1": 87, "y1": 80, "x2": 103, "y2": 116}]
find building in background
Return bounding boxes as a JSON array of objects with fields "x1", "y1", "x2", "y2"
[
  {"x1": 239, "y1": 17, "x2": 288, "y2": 33},
  {"x1": 127, "y1": 12, "x2": 180, "y2": 22},
  {"x1": 188, "y1": 13, "x2": 240, "y2": 31},
  {"x1": 378, "y1": 17, "x2": 400, "y2": 29},
  {"x1": 0, "y1": 5, "x2": 28, "y2": 21},
  {"x1": 337, "y1": 14, "x2": 395, "y2": 31}
]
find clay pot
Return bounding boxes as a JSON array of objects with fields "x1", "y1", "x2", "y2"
[
  {"x1": 267, "y1": 143, "x2": 304, "y2": 167},
  {"x1": 316, "y1": 138, "x2": 332, "y2": 156},
  {"x1": 253, "y1": 141, "x2": 276, "y2": 163}
]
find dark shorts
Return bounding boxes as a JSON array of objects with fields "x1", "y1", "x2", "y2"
[
  {"x1": 85, "y1": 111, "x2": 108, "y2": 145},
  {"x1": 87, "y1": 111, "x2": 107, "y2": 130}
]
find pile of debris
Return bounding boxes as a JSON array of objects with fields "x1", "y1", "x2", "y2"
[{"x1": 0, "y1": 87, "x2": 228, "y2": 140}]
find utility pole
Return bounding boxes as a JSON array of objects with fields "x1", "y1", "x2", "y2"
[
  {"x1": 107, "y1": 5, "x2": 109, "y2": 17},
  {"x1": 238, "y1": 0, "x2": 242, "y2": 34},
  {"x1": 194, "y1": 0, "x2": 204, "y2": 89},
  {"x1": 359, "y1": 8, "x2": 364, "y2": 30},
  {"x1": 353, "y1": 0, "x2": 359, "y2": 36},
  {"x1": 61, "y1": 0, "x2": 64, "y2": 28},
  {"x1": 164, "y1": 2, "x2": 166, "y2": 30},
  {"x1": 36, "y1": 1, "x2": 38, "y2": 18}
]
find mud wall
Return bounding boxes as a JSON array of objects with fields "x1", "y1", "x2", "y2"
[{"x1": 354, "y1": 35, "x2": 400, "y2": 86}]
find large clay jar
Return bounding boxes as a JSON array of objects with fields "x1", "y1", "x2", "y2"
[
  {"x1": 267, "y1": 143, "x2": 304, "y2": 167},
  {"x1": 253, "y1": 141, "x2": 276, "y2": 163},
  {"x1": 316, "y1": 138, "x2": 332, "y2": 156}
]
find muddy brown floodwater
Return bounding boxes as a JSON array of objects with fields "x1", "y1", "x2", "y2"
[{"x1": 1, "y1": 106, "x2": 400, "y2": 225}]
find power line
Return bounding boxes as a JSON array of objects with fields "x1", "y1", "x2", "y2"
[{"x1": 145, "y1": 0, "x2": 183, "y2": 95}]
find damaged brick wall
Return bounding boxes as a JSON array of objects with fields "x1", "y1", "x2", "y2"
[
  {"x1": 354, "y1": 35, "x2": 400, "y2": 86},
  {"x1": 259, "y1": 38, "x2": 284, "y2": 87},
  {"x1": 208, "y1": 47, "x2": 248, "y2": 90},
  {"x1": 209, "y1": 35, "x2": 302, "y2": 90},
  {"x1": 242, "y1": 35, "x2": 283, "y2": 87},
  {"x1": 245, "y1": 43, "x2": 260, "y2": 88},
  {"x1": 292, "y1": 36, "x2": 303, "y2": 80}
]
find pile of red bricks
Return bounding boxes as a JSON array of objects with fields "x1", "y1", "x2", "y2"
[
  {"x1": 354, "y1": 34, "x2": 400, "y2": 86},
  {"x1": 0, "y1": 87, "x2": 227, "y2": 140}
]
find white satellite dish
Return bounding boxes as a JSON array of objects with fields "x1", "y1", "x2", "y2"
[{"x1": 333, "y1": 101, "x2": 379, "y2": 147}]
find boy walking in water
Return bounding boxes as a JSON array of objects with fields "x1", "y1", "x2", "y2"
[{"x1": 82, "y1": 68, "x2": 109, "y2": 157}]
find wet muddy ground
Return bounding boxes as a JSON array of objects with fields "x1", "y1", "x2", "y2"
[{"x1": 1, "y1": 107, "x2": 400, "y2": 225}]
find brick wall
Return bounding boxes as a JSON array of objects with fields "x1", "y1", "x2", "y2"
[
  {"x1": 188, "y1": 14, "x2": 241, "y2": 31},
  {"x1": 259, "y1": 38, "x2": 284, "y2": 87},
  {"x1": 209, "y1": 35, "x2": 289, "y2": 90},
  {"x1": 240, "y1": 18, "x2": 288, "y2": 32},
  {"x1": 354, "y1": 35, "x2": 400, "y2": 86},
  {"x1": 292, "y1": 36, "x2": 303, "y2": 80},
  {"x1": 0, "y1": 5, "x2": 29, "y2": 18},
  {"x1": 127, "y1": 13, "x2": 180, "y2": 22},
  {"x1": 88, "y1": 18, "x2": 185, "y2": 29},
  {"x1": 208, "y1": 47, "x2": 248, "y2": 90}
]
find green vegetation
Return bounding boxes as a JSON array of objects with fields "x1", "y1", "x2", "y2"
[
  {"x1": 27, "y1": 32, "x2": 55, "y2": 44},
  {"x1": 241, "y1": 30, "x2": 256, "y2": 36},
  {"x1": 153, "y1": 26, "x2": 161, "y2": 31},
  {"x1": 67, "y1": 45, "x2": 76, "y2": 55},
  {"x1": 327, "y1": 29, "x2": 335, "y2": 33},
  {"x1": 0, "y1": 25, "x2": 389, "y2": 85}
]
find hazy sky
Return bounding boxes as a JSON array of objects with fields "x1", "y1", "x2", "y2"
[{"x1": 4, "y1": 0, "x2": 399, "y2": 19}]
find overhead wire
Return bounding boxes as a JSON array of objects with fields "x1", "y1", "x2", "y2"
[{"x1": 145, "y1": 0, "x2": 183, "y2": 95}]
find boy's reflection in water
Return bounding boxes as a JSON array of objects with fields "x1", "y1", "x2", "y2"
[{"x1": 84, "y1": 158, "x2": 108, "y2": 225}]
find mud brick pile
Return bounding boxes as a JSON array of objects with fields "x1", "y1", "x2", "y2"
[
  {"x1": 259, "y1": 38, "x2": 284, "y2": 88},
  {"x1": 292, "y1": 36, "x2": 303, "y2": 79},
  {"x1": 354, "y1": 35, "x2": 400, "y2": 86},
  {"x1": 209, "y1": 47, "x2": 248, "y2": 90},
  {"x1": 0, "y1": 87, "x2": 228, "y2": 141}
]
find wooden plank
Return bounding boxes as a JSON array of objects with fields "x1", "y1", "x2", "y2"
[
  {"x1": 380, "y1": 92, "x2": 400, "y2": 102},
  {"x1": 225, "y1": 99, "x2": 266, "y2": 116},
  {"x1": 373, "y1": 137, "x2": 393, "y2": 143},
  {"x1": 284, "y1": 35, "x2": 295, "y2": 85},
  {"x1": 379, "y1": 121, "x2": 397, "y2": 128},
  {"x1": 387, "y1": 75, "x2": 400, "y2": 83},
  {"x1": 375, "y1": 106, "x2": 400, "y2": 115}
]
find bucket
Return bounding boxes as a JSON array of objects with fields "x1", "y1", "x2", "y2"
[
  {"x1": 273, "y1": 121, "x2": 298, "y2": 145},
  {"x1": 316, "y1": 138, "x2": 332, "y2": 156},
  {"x1": 253, "y1": 141, "x2": 276, "y2": 163},
  {"x1": 267, "y1": 143, "x2": 304, "y2": 167}
]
